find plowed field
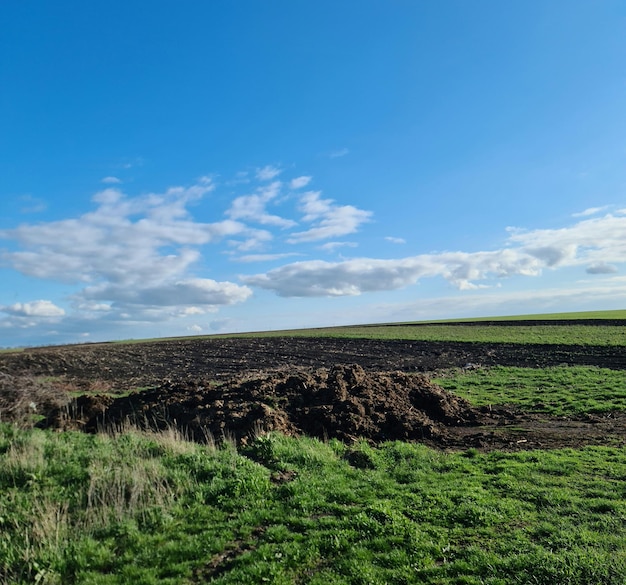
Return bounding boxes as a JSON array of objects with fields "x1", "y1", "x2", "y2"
[{"x1": 2, "y1": 331, "x2": 626, "y2": 451}]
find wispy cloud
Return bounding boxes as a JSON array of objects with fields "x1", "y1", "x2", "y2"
[
  {"x1": 256, "y1": 165, "x2": 282, "y2": 181},
  {"x1": 361, "y1": 282, "x2": 626, "y2": 326},
  {"x1": 19, "y1": 195, "x2": 47, "y2": 214},
  {"x1": 572, "y1": 206, "x2": 608, "y2": 217},
  {"x1": 227, "y1": 171, "x2": 251, "y2": 186},
  {"x1": 319, "y1": 241, "x2": 358, "y2": 252},
  {"x1": 226, "y1": 181, "x2": 296, "y2": 228},
  {"x1": 227, "y1": 229, "x2": 274, "y2": 252},
  {"x1": 385, "y1": 236, "x2": 406, "y2": 244},
  {"x1": 290, "y1": 176, "x2": 312, "y2": 189},
  {"x1": 287, "y1": 191, "x2": 372, "y2": 243},
  {"x1": 244, "y1": 213, "x2": 626, "y2": 297},
  {"x1": 234, "y1": 252, "x2": 301, "y2": 263},
  {"x1": 0, "y1": 180, "x2": 253, "y2": 323},
  {"x1": 101, "y1": 176, "x2": 122, "y2": 184},
  {"x1": 329, "y1": 148, "x2": 349, "y2": 158}
]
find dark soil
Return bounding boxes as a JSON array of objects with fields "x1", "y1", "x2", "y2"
[
  {"x1": 41, "y1": 365, "x2": 477, "y2": 445},
  {"x1": 2, "y1": 336, "x2": 626, "y2": 389},
  {"x1": 2, "y1": 333, "x2": 626, "y2": 451}
]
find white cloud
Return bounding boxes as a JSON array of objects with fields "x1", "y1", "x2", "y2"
[
  {"x1": 319, "y1": 241, "x2": 358, "y2": 252},
  {"x1": 235, "y1": 253, "x2": 301, "y2": 263},
  {"x1": 2, "y1": 300, "x2": 65, "y2": 318},
  {"x1": 244, "y1": 213, "x2": 626, "y2": 297},
  {"x1": 243, "y1": 257, "x2": 432, "y2": 297},
  {"x1": 181, "y1": 306, "x2": 206, "y2": 316},
  {"x1": 0, "y1": 182, "x2": 243, "y2": 287},
  {"x1": 0, "y1": 180, "x2": 255, "y2": 332},
  {"x1": 227, "y1": 171, "x2": 251, "y2": 186},
  {"x1": 329, "y1": 148, "x2": 349, "y2": 158},
  {"x1": 507, "y1": 214, "x2": 626, "y2": 268},
  {"x1": 287, "y1": 191, "x2": 372, "y2": 243},
  {"x1": 101, "y1": 176, "x2": 122, "y2": 184},
  {"x1": 290, "y1": 176, "x2": 312, "y2": 189},
  {"x1": 187, "y1": 324, "x2": 203, "y2": 332},
  {"x1": 256, "y1": 165, "x2": 282, "y2": 181},
  {"x1": 572, "y1": 206, "x2": 608, "y2": 217},
  {"x1": 76, "y1": 302, "x2": 112, "y2": 312},
  {"x1": 227, "y1": 229, "x2": 274, "y2": 252},
  {"x1": 6, "y1": 163, "x2": 626, "y2": 347},
  {"x1": 226, "y1": 181, "x2": 296, "y2": 228}
]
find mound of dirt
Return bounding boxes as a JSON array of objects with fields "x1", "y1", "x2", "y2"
[
  {"x1": 42, "y1": 364, "x2": 478, "y2": 444},
  {"x1": 40, "y1": 393, "x2": 116, "y2": 431}
]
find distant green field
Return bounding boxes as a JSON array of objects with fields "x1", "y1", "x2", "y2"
[
  {"x1": 424, "y1": 309, "x2": 626, "y2": 322},
  {"x1": 200, "y1": 309, "x2": 626, "y2": 346},
  {"x1": 221, "y1": 323, "x2": 626, "y2": 346}
]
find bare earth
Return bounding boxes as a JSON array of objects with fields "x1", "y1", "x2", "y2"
[{"x1": 2, "y1": 330, "x2": 626, "y2": 451}]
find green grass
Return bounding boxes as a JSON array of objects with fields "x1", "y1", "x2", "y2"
[
  {"x1": 5, "y1": 313, "x2": 626, "y2": 583},
  {"x1": 110, "y1": 309, "x2": 626, "y2": 347},
  {"x1": 141, "y1": 322, "x2": 626, "y2": 346},
  {"x1": 433, "y1": 365, "x2": 626, "y2": 415},
  {"x1": 1, "y1": 425, "x2": 626, "y2": 584},
  {"x1": 419, "y1": 309, "x2": 626, "y2": 322},
  {"x1": 248, "y1": 324, "x2": 626, "y2": 345}
]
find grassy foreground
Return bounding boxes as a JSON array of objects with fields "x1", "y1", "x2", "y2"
[{"x1": 1, "y1": 424, "x2": 626, "y2": 585}]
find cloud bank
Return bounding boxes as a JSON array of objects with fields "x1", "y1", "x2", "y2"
[
  {"x1": 1, "y1": 167, "x2": 625, "y2": 346},
  {"x1": 0, "y1": 180, "x2": 253, "y2": 328},
  {"x1": 245, "y1": 212, "x2": 626, "y2": 296}
]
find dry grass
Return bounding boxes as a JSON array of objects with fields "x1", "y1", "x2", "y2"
[
  {"x1": 84, "y1": 457, "x2": 174, "y2": 526},
  {"x1": 0, "y1": 372, "x2": 69, "y2": 426}
]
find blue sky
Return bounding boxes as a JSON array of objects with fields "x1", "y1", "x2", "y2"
[{"x1": 2, "y1": 1, "x2": 626, "y2": 347}]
